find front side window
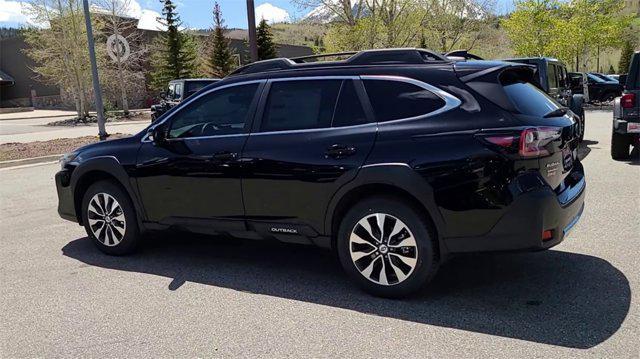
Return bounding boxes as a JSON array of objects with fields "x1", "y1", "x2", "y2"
[
  {"x1": 168, "y1": 83, "x2": 259, "y2": 138},
  {"x1": 364, "y1": 80, "x2": 445, "y2": 122},
  {"x1": 261, "y1": 80, "x2": 341, "y2": 132}
]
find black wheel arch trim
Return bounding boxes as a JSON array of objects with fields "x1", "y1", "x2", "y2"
[
  {"x1": 70, "y1": 156, "x2": 146, "y2": 229},
  {"x1": 324, "y1": 163, "x2": 448, "y2": 256}
]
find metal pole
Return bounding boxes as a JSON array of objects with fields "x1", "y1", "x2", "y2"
[
  {"x1": 246, "y1": 0, "x2": 258, "y2": 62},
  {"x1": 82, "y1": 0, "x2": 107, "y2": 140}
]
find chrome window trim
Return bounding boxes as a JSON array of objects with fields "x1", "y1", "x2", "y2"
[
  {"x1": 360, "y1": 75, "x2": 461, "y2": 123},
  {"x1": 268, "y1": 76, "x2": 360, "y2": 82},
  {"x1": 249, "y1": 121, "x2": 377, "y2": 137},
  {"x1": 141, "y1": 79, "x2": 266, "y2": 143}
]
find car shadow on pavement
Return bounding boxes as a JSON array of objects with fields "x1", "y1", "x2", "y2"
[
  {"x1": 577, "y1": 140, "x2": 598, "y2": 161},
  {"x1": 62, "y1": 234, "x2": 630, "y2": 349}
]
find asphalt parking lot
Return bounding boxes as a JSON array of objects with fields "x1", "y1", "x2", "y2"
[{"x1": 1, "y1": 110, "x2": 638, "y2": 357}]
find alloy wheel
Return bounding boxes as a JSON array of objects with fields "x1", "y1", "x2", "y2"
[
  {"x1": 87, "y1": 192, "x2": 126, "y2": 247},
  {"x1": 349, "y1": 213, "x2": 418, "y2": 286}
]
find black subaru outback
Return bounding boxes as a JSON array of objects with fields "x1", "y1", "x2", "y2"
[{"x1": 55, "y1": 49, "x2": 586, "y2": 297}]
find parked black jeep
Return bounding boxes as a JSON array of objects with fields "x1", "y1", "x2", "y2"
[
  {"x1": 611, "y1": 51, "x2": 640, "y2": 160},
  {"x1": 151, "y1": 78, "x2": 220, "y2": 121},
  {"x1": 503, "y1": 57, "x2": 586, "y2": 141}
]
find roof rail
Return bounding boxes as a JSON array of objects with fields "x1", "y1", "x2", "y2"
[
  {"x1": 228, "y1": 48, "x2": 450, "y2": 77},
  {"x1": 291, "y1": 52, "x2": 358, "y2": 63}
]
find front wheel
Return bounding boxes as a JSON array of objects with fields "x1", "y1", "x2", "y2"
[
  {"x1": 337, "y1": 196, "x2": 439, "y2": 298},
  {"x1": 81, "y1": 180, "x2": 140, "y2": 255}
]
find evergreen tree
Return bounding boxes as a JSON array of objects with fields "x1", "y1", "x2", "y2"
[
  {"x1": 607, "y1": 64, "x2": 616, "y2": 74},
  {"x1": 256, "y1": 19, "x2": 278, "y2": 60},
  {"x1": 150, "y1": 0, "x2": 198, "y2": 91},
  {"x1": 618, "y1": 40, "x2": 634, "y2": 74},
  {"x1": 208, "y1": 2, "x2": 235, "y2": 77}
]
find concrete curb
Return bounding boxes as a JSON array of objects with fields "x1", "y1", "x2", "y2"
[
  {"x1": 0, "y1": 114, "x2": 76, "y2": 121},
  {"x1": 0, "y1": 154, "x2": 62, "y2": 169}
]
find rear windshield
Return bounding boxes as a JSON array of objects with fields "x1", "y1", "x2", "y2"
[
  {"x1": 186, "y1": 81, "x2": 216, "y2": 93},
  {"x1": 501, "y1": 72, "x2": 561, "y2": 116}
]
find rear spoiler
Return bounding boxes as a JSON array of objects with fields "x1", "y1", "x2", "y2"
[
  {"x1": 444, "y1": 50, "x2": 485, "y2": 61},
  {"x1": 454, "y1": 62, "x2": 539, "y2": 113},
  {"x1": 454, "y1": 62, "x2": 537, "y2": 83}
]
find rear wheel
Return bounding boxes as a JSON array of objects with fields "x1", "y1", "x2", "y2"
[
  {"x1": 611, "y1": 133, "x2": 630, "y2": 160},
  {"x1": 337, "y1": 196, "x2": 439, "y2": 298},
  {"x1": 81, "y1": 180, "x2": 140, "y2": 255}
]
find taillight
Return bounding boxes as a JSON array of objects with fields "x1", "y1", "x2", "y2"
[
  {"x1": 519, "y1": 127, "x2": 562, "y2": 157},
  {"x1": 621, "y1": 93, "x2": 636, "y2": 108}
]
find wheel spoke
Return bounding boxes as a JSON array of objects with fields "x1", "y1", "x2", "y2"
[
  {"x1": 366, "y1": 216, "x2": 382, "y2": 242},
  {"x1": 389, "y1": 252, "x2": 417, "y2": 268},
  {"x1": 382, "y1": 255, "x2": 399, "y2": 285},
  {"x1": 89, "y1": 200, "x2": 103, "y2": 216},
  {"x1": 382, "y1": 215, "x2": 397, "y2": 242},
  {"x1": 352, "y1": 224, "x2": 379, "y2": 246}
]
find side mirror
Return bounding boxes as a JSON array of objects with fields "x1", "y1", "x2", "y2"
[{"x1": 149, "y1": 123, "x2": 168, "y2": 145}]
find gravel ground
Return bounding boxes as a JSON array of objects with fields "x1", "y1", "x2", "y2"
[
  {"x1": 0, "y1": 110, "x2": 638, "y2": 358},
  {"x1": 47, "y1": 111, "x2": 151, "y2": 126},
  {"x1": 0, "y1": 134, "x2": 128, "y2": 161}
]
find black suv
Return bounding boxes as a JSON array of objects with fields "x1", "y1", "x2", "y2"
[
  {"x1": 612, "y1": 51, "x2": 640, "y2": 159},
  {"x1": 55, "y1": 49, "x2": 586, "y2": 297},
  {"x1": 151, "y1": 78, "x2": 220, "y2": 121}
]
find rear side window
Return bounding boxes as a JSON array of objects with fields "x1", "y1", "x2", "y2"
[
  {"x1": 502, "y1": 79, "x2": 561, "y2": 117},
  {"x1": 364, "y1": 80, "x2": 445, "y2": 122},
  {"x1": 261, "y1": 80, "x2": 341, "y2": 132}
]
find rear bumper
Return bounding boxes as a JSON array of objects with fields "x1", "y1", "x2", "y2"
[
  {"x1": 55, "y1": 170, "x2": 78, "y2": 223},
  {"x1": 445, "y1": 165, "x2": 586, "y2": 253},
  {"x1": 613, "y1": 118, "x2": 640, "y2": 137}
]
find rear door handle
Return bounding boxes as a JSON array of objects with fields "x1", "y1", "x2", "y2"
[
  {"x1": 325, "y1": 144, "x2": 356, "y2": 159},
  {"x1": 213, "y1": 151, "x2": 238, "y2": 161}
]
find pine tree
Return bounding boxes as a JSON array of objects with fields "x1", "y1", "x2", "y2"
[
  {"x1": 208, "y1": 2, "x2": 235, "y2": 77},
  {"x1": 618, "y1": 40, "x2": 634, "y2": 74},
  {"x1": 150, "y1": 0, "x2": 198, "y2": 91},
  {"x1": 607, "y1": 64, "x2": 616, "y2": 74},
  {"x1": 256, "y1": 19, "x2": 278, "y2": 60}
]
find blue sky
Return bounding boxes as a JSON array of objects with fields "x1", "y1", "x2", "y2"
[{"x1": 0, "y1": 0, "x2": 515, "y2": 30}]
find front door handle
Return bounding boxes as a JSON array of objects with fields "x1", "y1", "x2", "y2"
[
  {"x1": 213, "y1": 151, "x2": 238, "y2": 161},
  {"x1": 325, "y1": 144, "x2": 356, "y2": 159}
]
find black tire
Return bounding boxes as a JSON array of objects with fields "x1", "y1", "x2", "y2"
[
  {"x1": 611, "y1": 133, "x2": 630, "y2": 160},
  {"x1": 81, "y1": 180, "x2": 140, "y2": 255},
  {"x1": 336, "y1": 196, "x2": 439, "y2": 298}
]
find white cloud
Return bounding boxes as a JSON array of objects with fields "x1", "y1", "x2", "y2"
[
  {"x1": 137, "y1": 8, "x2": 164, "y2": 30},
  {"x1": 255, "y1": 3, "x2": 290, "y2": 24},
  {"x1": 0, "y1": 0, "x2": 46, "y2": 27}
]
